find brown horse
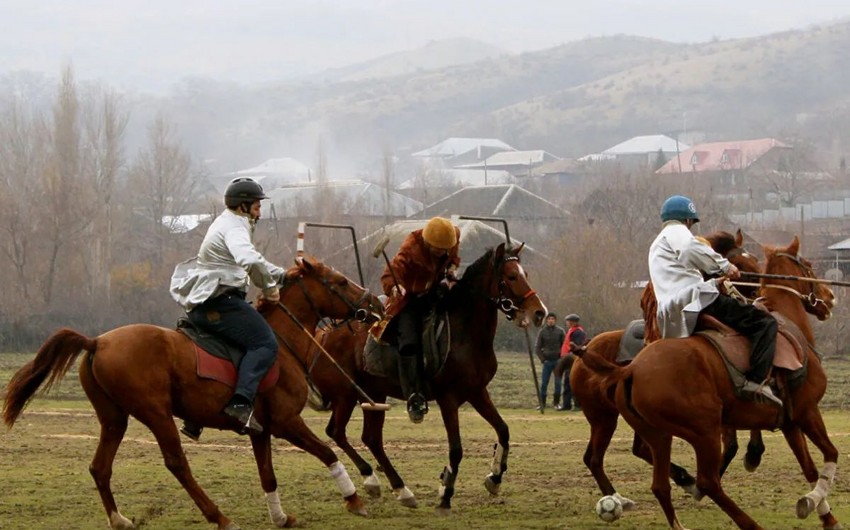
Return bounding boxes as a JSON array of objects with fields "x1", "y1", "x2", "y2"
[
  {"x1": 302, "y1": 243, "x2": 547, "y2": 513},
  {"x1": 3, "y1": 255, "x2": 384, "y2": 530},
  {"x1": 579, "y1": 236, "x2": 838, "y2": 529},
  {"x1": 572, "y1": 230, "x2": 763, "y2": 508}
]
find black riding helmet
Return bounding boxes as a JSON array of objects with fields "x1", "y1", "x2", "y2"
[{"x1": 224, "y1": 177, "x2": 269, "y2": 208}]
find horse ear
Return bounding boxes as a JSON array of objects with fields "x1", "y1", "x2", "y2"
[
  {"x1": 494, "y1": 242, "x2": 506, "y2": 262},
  {"x1": 735, "y1": 228, "x2": 743, "y2": 247},
  {"x1": 787, "y1": 235, "x2": 800, "y2": 255},
  {"x1": 296, "y1": 255, "x2": 316, "y2": 273},
  {"x1": 516, "y1": 242, "x2": 526, "y2": 256}
]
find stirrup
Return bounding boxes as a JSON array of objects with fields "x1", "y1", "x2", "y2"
[{"x1": 406, "y1": 393, "x2": 428, "y2": 424}]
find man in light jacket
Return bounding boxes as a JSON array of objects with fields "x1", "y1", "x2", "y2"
[{"x1": 648, "y1": 195, "x2": 781, "y2": 406}]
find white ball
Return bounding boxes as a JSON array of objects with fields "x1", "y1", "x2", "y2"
[{"x1": 595, "y1": 495, "x2": 623, "y2": 522}]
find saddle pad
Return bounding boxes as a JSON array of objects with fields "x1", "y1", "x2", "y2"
[
  {"x1": 615, "y1": 319, "x2": 645, "y2": 364},
  {"x1": 194, "y1": 343, "x2": 280, "y2": 392},
  {"x1": 362, "y1": 311, "x2": 450, "y2": 380},
  {"x1": 697, "y1": 322, "x2": 804, "y2": 375}
]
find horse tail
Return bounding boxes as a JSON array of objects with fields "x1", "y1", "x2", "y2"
[
  {"x1": 2, "y1": 328, "x2": 96, "y2": 428},
  {"x1": 573, "y1": 344, "x2": 630, "y2": 388}
]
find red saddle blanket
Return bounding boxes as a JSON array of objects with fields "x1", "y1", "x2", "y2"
[{"x1": 193, "y1": 343, "x2": 280, "y2": 392}]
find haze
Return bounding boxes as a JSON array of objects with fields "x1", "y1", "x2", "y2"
[{"x1": 2, "y1": 0, "x2": 850, "y2": 92}]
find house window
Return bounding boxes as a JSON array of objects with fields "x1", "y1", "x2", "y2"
[{"x1": 720, "y1": 151, "x2": 730, "y2": 164}]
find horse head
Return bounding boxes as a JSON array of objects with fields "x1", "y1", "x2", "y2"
[
  {"x1": 277, "y1": 254, "x2": 384, "y2": 324},
  {"x1": 761, "y1": 236, "x2": 835, "y2": 322},
  {"x1": 491, "y1": 242, "x2": 548, "y2": 328}
]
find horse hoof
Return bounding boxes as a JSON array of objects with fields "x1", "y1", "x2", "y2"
[
  {"x1": 616, "y1": 496, "x2": 637, "y2": 511},
  {"x1": 400, "y1": 496, "x2": 418, "y2": 508},
  {"x1": 484, "y1": 476, "x2": 501, "y2": 496},
  {"x1": 682, "y1": 484, "x2": 704, "y2": 502},
  {"x1": 825, "y1": 523, "x2": 843, "y2": 530},
  {"x1": 797, "y1": 496, "x2": 816, "y2": 519},
  {"x1": 345, "y1": 498, "x2": 368, "y2": 517},
  {"x1": 281, "y1": 515, "x2": 298, "y2": 528},
  {"x1": 109, "y1": 511, "x2": 135, "y2": 529},
  {"x1": 744, "y1": 456, "x2": 761, "y2": 472},
  {"x1": 364, "y1": 483, "x2": 381, "y2": 498},
  {"x1": 221, "y1": 523, "x2": 241, "y2": 530},
  {"x1": 364, "y1": 473, "x2": 381, "y2": 498},
  {"x1": 435, "y1": 506, "x2": 451, "y2": 517}
]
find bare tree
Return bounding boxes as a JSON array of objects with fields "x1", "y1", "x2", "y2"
[{"x1": 126, "y1": 113, "x2": 197, "y2": 267}]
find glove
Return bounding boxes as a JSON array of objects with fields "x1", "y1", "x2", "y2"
[
  {"x1": 262, "y1": 286, "x2": 280, "y2": 303},
  {"x1": 715, "y1": 277, "x2": 732, "y2": 296},
  {"x1": 446, "y1": 265, "x2": 459, "y2": 282},
  {"x1": 391, "y1": 285, "x2": 406, "y2": 298},
  {"x1": 725, "y1": 263, "x2": 741, "y2": 280}
]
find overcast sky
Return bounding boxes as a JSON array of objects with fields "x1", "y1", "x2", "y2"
[{"x1": 2, "y1": 0, "x2": 850, "y2": 92}]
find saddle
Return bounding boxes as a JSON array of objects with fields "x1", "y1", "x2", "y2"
[
  {"x1": 176, "y1": 318, "x2": 279, "y2": 392},
  {"x1": 695, "y1": 312, "x2": 808, "y2": 403},
  {"x1": 361, "y1": 309, "x2": 451, "y2": 381},
  {"x1": 616, "y1": 319, "x2": 646, "y2": 364}
]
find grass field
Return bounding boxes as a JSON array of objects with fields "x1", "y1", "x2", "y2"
[{"x1": 2, "y1": 351, "x2": 850, "y2": 530}]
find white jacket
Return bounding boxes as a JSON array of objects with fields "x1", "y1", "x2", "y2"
[
  {"x1": 170, "y1": 209, "x2": 284, "y2": 310},
  {"x1": 648, "y1": 221, "x2": 730, "y2": 338}
]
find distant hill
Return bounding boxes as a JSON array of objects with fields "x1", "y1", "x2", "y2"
[
  {"x1": 309, "y1": 38, "x2": 506, "y2": 83},
  {"x1": 155, "y1": 23, "x2": 850, "y2": 172}
]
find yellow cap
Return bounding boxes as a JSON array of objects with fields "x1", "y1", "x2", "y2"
[{"x1": 422, "y1": 217, "x2": 457, "y2": 250}]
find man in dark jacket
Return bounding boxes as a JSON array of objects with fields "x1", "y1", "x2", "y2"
[
  {"x1": 535, "y1": 312, "x2": 566, "y2": 409},
  {"x1": 555, "y1": 314, "x2": 587, "y2": 411}
]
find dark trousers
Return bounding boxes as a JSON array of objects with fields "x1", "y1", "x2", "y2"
[
  {"x1": 188, "y1": 291, "x2": 278, "y2": 402},
  {"x1": 558, "y1": 356, "x2": 578, "y2": 408},
  {"x1": 701, "y1": 294, "x2": 778, "y2": 382},
  {"x1": 395, "y1": 296, "x2": 428, "y2": 398}
]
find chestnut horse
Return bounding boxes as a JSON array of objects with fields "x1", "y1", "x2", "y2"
[
  {"x1": 572, "y1": 230, "x2": 765, "y2": 508},
  {"x1": 304, "y1": 243, "x2": 547, "y2": 512},
  {"x1": 579, "y1": 236, "x2": 838, "y2": 530},
  {"x1": 3, "y1": 255, "x2": 384, "y2": 530}
]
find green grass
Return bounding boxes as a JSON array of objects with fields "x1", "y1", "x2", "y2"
[{"x1": 2, "y1": 352, "x2": 850, "y2": 529}]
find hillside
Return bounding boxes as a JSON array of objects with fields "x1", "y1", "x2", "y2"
[
  {"x1": 156, "y1": 23, "x2": 850, "y2": 173},
  {"x1": 308, "y1": 38, "x2": 505, "y2": 83}
]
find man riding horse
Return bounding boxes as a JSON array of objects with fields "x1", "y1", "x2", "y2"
[
  {"x1": 378, "y1": 216, "x2": 461, "y2": 423},
  {"x1": 649, "y1": 195, "x2": 781, "y2": 406},
  {"x1": 170, "y1": 177, "x2": 283, "y2": 437}
]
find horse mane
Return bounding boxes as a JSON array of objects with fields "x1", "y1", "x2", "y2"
[
  {"x1": 457, "y1": 246, "x2": 499, "y2": 287},
  {"x1": 702, "y1": 231, "x2": 737, "y2": 257}
]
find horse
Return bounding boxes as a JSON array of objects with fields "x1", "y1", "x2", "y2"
[
  {"x1": 572, "y1": 230, "x2": 769, "y2": 509},
  {"x1": 578, "y1": 236, "x2": 838, "y2": 530},
  {"x1": 302, "y1": 242, "x2": 547, "y2": 513},
  {"x1": 3, "y1": 255, "x2": 385, "y2": 530}
]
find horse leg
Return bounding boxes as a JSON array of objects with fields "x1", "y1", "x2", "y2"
[
  {"x1": 467, "y1": 389, "x2": 509, "y2": 497},
  {"x1": 80, "y1": 356, "x2": 134, "y2": 529},
  {"x1": 719, "y1": 427, "x2": 740, "y2": 478},
  {"x1": 324, "y1": 399, "x2": 381, "y2": 498},
  {"x1": 631, "y1": 432, "x2": 698, "y2": 502},
  {"x1": 145, "y1": 415, "x2": 236, "y2": 530},
  {"x1": 744, "y1": 429, "x2": 765, "y2": 472},
  {"x1": 580, "y1": 408, "x2": 637, "y2": 510},
  {"x1": 274, "y1": 414, "x2": 367, "y2": 516},
  {"x1": 792, "y1": 411, "x2": 840, "y2": 526},
  {"x1": 250, "y1": 432, "x2": 296, "y2": 528},
  {"x1": 436, "y1": 397, "x2": 462, "y2": 515},
  {"x1": 360, "y1": 407, "x2": 417, "y2": 508},
  {"x1": 691, "y1": 434, "x2": 762, "y2": 530}
]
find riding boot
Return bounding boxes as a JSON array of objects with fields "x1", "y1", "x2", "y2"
[
  {"x1": 398, "y1": 347, "x2": 427, "y2": 423},
  {"x1": 180, "y1": 421, "x2": 203, "y2": 441}
]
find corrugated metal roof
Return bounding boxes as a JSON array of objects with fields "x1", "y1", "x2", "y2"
[
  {"x1": 266, "y1": 180, "x2": 422, "y2": 217},
  {"x1": 412, "y1": 137, "x2": 515, "y2": 158},
  {"x1": 828, "y1": 237, "x2": 850, "y2": 250},
  {"x1": 397, "y1": 168, "x2": 516, "y2": 190},
  {"x1": 417, "y1": 184, "x2": 568, "y2": 219},
  {"x1": 656, "y1": 138, "x2": 789, "y2": 175},
  {"x1": 161, "y1": 214, "x2": 213, "y2": 234},
  {"x1": 458, "y1": 150, "x2": 560, "y2": 169},
  {"x1": 601, "y1": 134, "x2": 688, "y2": 155}
]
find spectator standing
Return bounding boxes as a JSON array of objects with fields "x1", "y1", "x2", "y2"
[
  {"x1": 535, "y1": 312, "x2": 566, "y2": 409},
  {"x1": 555, "y1": 314, "x2": 587, "y2": 411}
]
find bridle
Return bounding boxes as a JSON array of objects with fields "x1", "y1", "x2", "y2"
[
  {"x1": 492, "y1": 255, "x2": 537, "y2": 321},
  {"x1": 763, "y1": 252, "x2": 830, "y2": 312},
  {"x1": 278, "y1": 268, "x2": 378, "y2": 325}
]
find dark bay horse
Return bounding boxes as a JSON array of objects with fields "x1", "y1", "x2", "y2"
[
  {"x1": 3, "y1": 255, "x2": 384, "y2": 530},
  {"x1": 304, "y1": 243, "x2": 547, "y2": 513},
  {"x1": 572, "y1": 230, "x2": 768, "y2": 509},
  {"x1": 580, "y1": 236, "x2": 838, "y2": 530}
]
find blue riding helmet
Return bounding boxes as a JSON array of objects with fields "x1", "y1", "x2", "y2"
[{"x1": 660, "y1": 195, "x2": 699, "y2": 223}]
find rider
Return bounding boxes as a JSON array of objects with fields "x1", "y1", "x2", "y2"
[
  {"x1": 381, "y1": 216, "x2": 461, "y2": 423},
  {"x1": 170, "y1": 177, "x2": 284, "y2": 438},
  {"x1": 648, "y1": 195, "x2": 781, "y2": 406}
]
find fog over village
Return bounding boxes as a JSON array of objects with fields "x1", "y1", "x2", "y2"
[{"x1": 3, "y1": 1, "x2": 850, "y2": 352}]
